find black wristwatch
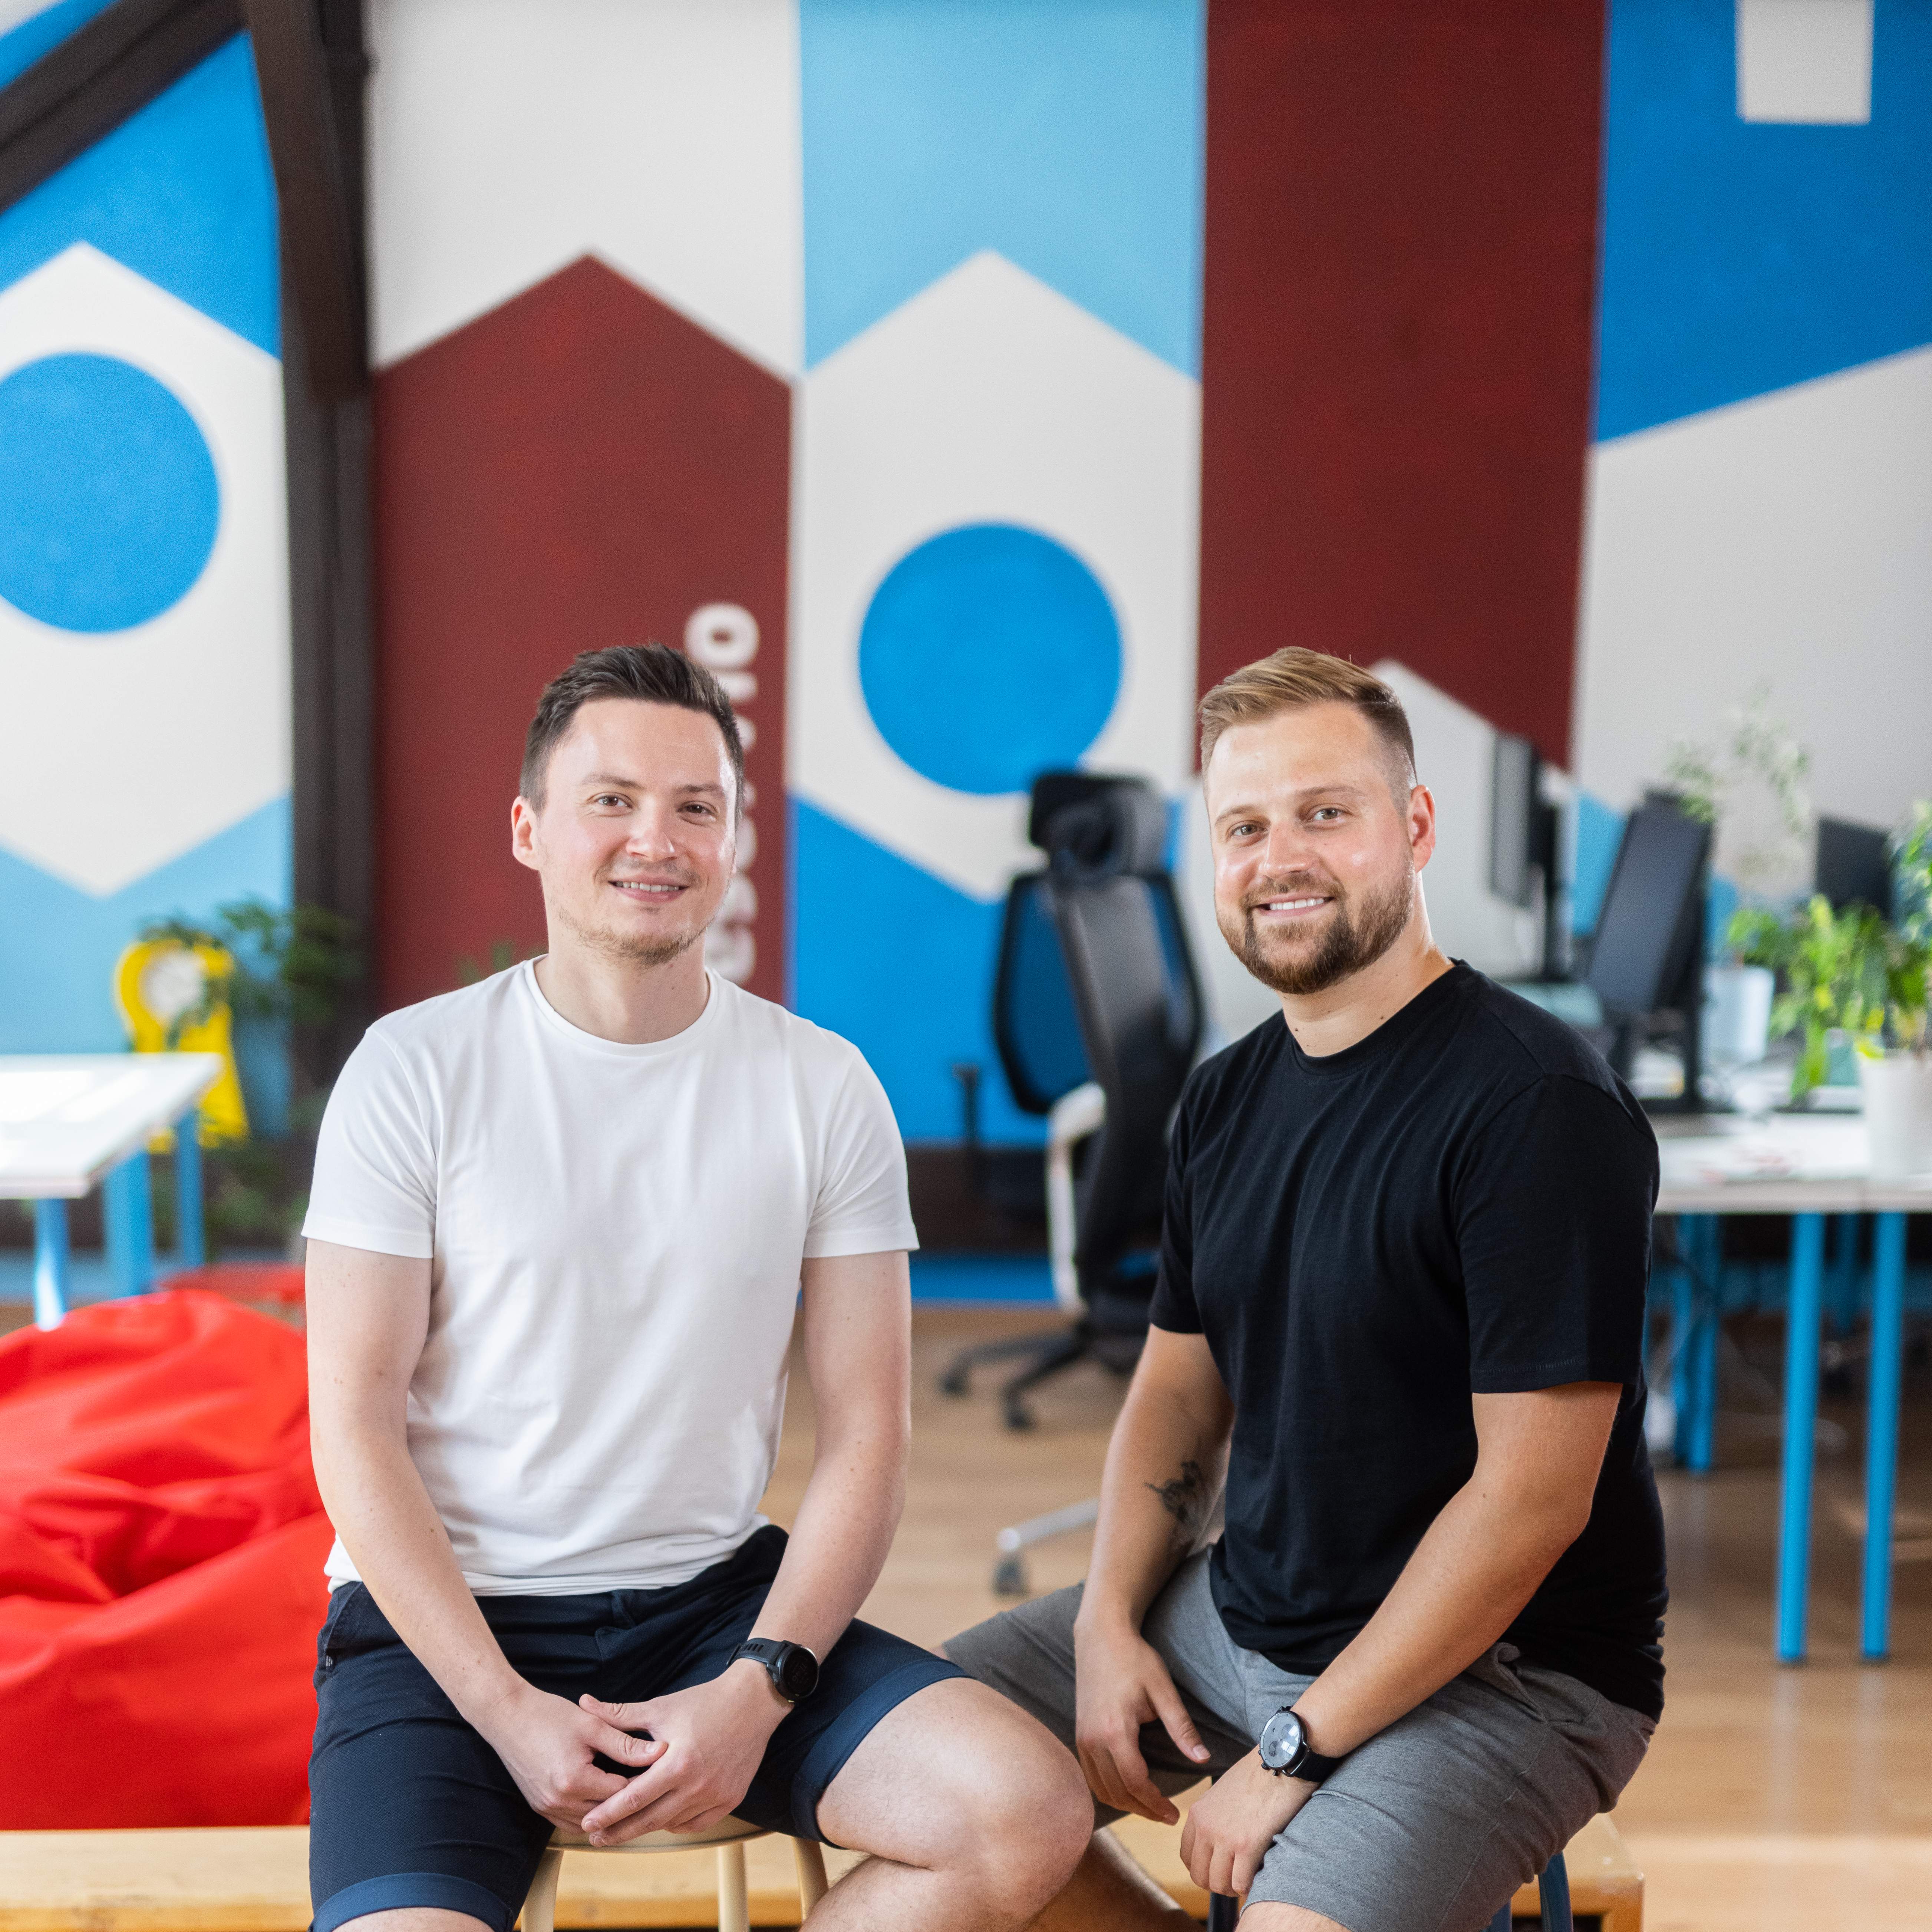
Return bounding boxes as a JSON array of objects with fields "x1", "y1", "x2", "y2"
[
  {"x1": 1256, "y1": 1706, "x2": 1345, "y2": 1784},
  {"x1": 731, "y1": 1638, "x2": 820, "y2": 1703}
]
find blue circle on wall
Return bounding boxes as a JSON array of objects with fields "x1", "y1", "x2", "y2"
[
  {"x1": 0, "y1": 352, "x2": 220, "y2": 633},
  {"x1": 858, "y1": 524, "x2": 1122, "y2": 795}
]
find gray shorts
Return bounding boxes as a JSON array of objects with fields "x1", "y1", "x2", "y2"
[{"x1": 947, "y1": 1551, "x2": 1654, "y2": 1932}]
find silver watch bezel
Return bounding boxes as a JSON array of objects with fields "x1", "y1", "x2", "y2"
[{"x1": 1257, "y1": 1707, "x2": 1305, "y2": 1773}]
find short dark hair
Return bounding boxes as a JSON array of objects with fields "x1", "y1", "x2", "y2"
[{"x1": 520, "y1": 643, "x2": 745, "y2": 812}]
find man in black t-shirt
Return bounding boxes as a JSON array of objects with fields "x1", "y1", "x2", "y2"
[{"x1": 949, "y1": 649, "x2": 1665, "y2": 1932}]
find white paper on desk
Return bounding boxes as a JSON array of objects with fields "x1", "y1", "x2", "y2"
[{"x1": 1658, "y1": 1121, "x2": 1870, "y2": 1186}]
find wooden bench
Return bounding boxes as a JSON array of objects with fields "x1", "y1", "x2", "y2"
[{"x1": 0, "y1": 1811, "x2": 1642, "y2": 1930}]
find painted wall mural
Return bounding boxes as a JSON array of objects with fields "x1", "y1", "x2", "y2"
[
  {"x1": 4, "y1": 0, "x2": 1927, "y2": 1158},
  {"x1": 0, "y1": 8, "x2": 290, "y2": 1117}
]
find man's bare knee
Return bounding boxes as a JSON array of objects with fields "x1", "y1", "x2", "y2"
[
  {"x1": 1239, "y1": 1904, "x2": 1351, "y2": 1932},
  {"x1": 330, "y1": 1912, "x2": 492, "y2": 1932}
]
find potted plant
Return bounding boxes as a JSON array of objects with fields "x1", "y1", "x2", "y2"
[
  {"x1": 1667, "y1": 693, "x2": 1812, "y2": 1071},
  {"x1": 1730, "y1": 894, "x2": 1932, "y2": 1174}
]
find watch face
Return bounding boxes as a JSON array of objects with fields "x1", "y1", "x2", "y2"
[
  {"x1": 775, "y1": 1645, "x2": 819, "y2": 1701},
  {"x1": 1257, "y1": 1710, "x2": 1304, "y2": 1770}
]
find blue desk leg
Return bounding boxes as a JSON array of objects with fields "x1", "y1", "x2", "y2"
[
  {"x1": 1777, "y1": 1213, "x2": 1827, "y2": 1662},
  {"x1": 103, "y1": 1152, "x2": 156, "y2": 1299},
  {"x1": 1688, "y1": 1215, "x2": 1720, "y2": 1473},
  {"x1": 174, "y1": 1113, "x2": 205, "y2": 1269},
  {"x1": 1670, "y1": 1224, "x2": 1696, "y2": 1468},
  {"x1": 1830, "y1": 1213, "x2": 1862, "y2": 1333},
  {"x1": 32, "y1": 1199, "x2": 70, "y2": 1330},
  {"x1": 1862, "y1": 1211, "x2": 1907, "y2": 1662}
]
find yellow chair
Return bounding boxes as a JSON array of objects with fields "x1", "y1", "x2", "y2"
[{"x1": 521, "y1": 1818, "x2": 829, "y2": 1932}]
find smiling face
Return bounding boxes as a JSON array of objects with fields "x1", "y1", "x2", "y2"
[
  {"x1": 511, "y1": 698, "x2": 737, "y2": 968},
  {"x1": 1206, "y1": 700, "x2": 1435, "y2": 998}
]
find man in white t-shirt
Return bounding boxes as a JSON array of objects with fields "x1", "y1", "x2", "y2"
[{"x1": 303, "y1": 644, "x2": 1090, "y2": 1932}]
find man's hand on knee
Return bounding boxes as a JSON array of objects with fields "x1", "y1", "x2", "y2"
[
  {"x1": 1072, "y1": 1618, "x2": 1212, "y2": 1824},
  {"x1": 576, "y1": 1663, "x2": 789, "y2": 1845},
  {"x1": 473, "y1": 1681, "x2": 662, "y2": 1830},
  {"x1": 1178, "y1": 1754, "x2": 1311, "y2": 1900}
]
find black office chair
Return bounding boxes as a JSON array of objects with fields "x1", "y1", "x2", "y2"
[{"x1": 940, "y1": 772, "x2": 1204, "y2": 1431}]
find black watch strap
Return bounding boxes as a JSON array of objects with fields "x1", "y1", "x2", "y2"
[
  {"x1": 732, "y1": 1637, "x2": 820, "y2": 1702},
  {"x1": 1284, "y1": 1735, "x2": 1346, "y2": 1783},
  {"x1": 1259, "y1": 1705, "x2": 1345, "y2": 1784}
]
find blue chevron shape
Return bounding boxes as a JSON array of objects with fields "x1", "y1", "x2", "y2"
[
  {"x1": 0, "y1": 793, "x2": 290, "y2": 1073},
  {"x1": 1598, "y1": 0, "x2": 1932, "y2": 438},
  {"x1": 799, "y1": 0, "x2": 1203, "y2": 373},
  {"x1": 0, "y1": 22, "x2": 278, "y2": 352},
  {"x1": 791, "y1": 794, "x2": 1049, "y2": 1144}
]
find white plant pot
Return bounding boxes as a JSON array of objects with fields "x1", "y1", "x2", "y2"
[
  {"x1": 1857, "y1": 1051, "x2": 1932, "y2": 1179},
  {"x1": 1704, "y1": 965, "x2": 1774, "y2": 1067}
]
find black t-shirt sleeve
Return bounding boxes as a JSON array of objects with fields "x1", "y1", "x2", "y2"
[
  {"x1": 1455, "y1": 1076, "x2": 1658, "y2": 1392},
  {"x1": 1148, "y1": 1090, "x2": 1202, "y2": 1333}
]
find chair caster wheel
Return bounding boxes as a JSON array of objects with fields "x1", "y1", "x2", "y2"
[
  {"x1": 939, "y1": 1369, "x2": 970, "y2": 1397},
  {"x1": 993, "y1": 1557, "x2": 1029, "y2": 1597},
  {"x1": 1002, "y1": 1402, "x2": 1036, "y2": 1431}
]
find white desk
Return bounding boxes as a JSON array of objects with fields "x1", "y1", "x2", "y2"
[
  {"x1": 0, "y1": 1055, "x2": 224, "y2": 1328},
  {"x1": 1652, "y1": 1113, "x2": 1930, "y2": 1662}
]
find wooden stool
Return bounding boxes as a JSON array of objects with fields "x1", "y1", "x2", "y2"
[{"x1": 521, "y1": 1819, "x2": 829, "y2": 1932}]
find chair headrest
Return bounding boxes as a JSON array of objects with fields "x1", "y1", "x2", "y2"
[{"x1": 1029, "y1": 772, "x2": 1168, "y2": 878}]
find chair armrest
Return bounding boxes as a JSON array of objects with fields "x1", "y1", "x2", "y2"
[{"x1": 1046, "y1": 1082, "x2": 1106, "y2": 1313}]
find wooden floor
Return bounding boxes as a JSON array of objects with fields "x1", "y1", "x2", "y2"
[{"x1": 792, "y1": 1307, "x2": 1932, "y2": 1932}]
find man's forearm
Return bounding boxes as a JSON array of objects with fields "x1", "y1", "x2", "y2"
[
  {"x1": 745, "y1": 1425, "x2": 906, "y2": 1663},
  {"x1": 1290, "y1": 1473, "x2": 1582, "y2": 1757},
  {"x1": 313, "y1": 1422, "x2": 527, "y2": 1728},
  {"x1": 1077, "y1": 1381, "x2": 1230, "y2": 1639}
]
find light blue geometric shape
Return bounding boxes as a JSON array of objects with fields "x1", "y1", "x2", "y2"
[
  {"x1": 0, "y1": 352, "x2": 219, "y2": 631},
  {"x1": 0, "y1": 0, "x2": 118, "y2": 90},
  {"x1": 791, "y1": 795, "x2": 1045, "y2": 1144},
  {"x1": 1596, "y1": 0, "x2": 1932, "y2": 439},
  {"x1": 0, "y1": 794, "x2": 292, "y2": 1130},
  {"x1": 799, "y1": 0, "x2": 1204, "y2": 372},
  {"x1": 0, "y1": 33, "x2": 279, "y2": 355},
  {"x1": 858, "y1": 523, "x2": 1122, "y2": 796},
  {"x1": 1571, "y1": 792, "x2": 1626, "y2": 934}
]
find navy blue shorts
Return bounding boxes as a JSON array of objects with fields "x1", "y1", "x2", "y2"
[{"x1": 308, "y1": 1525, "x2": 963, "y2": 1932}]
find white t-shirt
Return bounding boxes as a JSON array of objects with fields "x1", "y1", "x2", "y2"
[{"x1": 302, "y1": 963, "x2": 917, "y2": 1594}]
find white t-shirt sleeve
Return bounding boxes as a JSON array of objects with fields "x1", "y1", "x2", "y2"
[
  {"x1": 802, "y1": 1049, "x2": 919, "y2": 1259},
  {"x1": 301, "y1": 1028, "x2": 437, "y2": 1259}
]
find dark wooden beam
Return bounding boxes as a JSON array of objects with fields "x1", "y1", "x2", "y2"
[
  {"x1": 243, "y1": 0, "x2": 364, "y2": 400},
  {"x1": 281, "y1": 0, "x2": 375, "y2": 1085},
  {"x1": 0, "y1": 0, "x2": 243, "y2": 217}
]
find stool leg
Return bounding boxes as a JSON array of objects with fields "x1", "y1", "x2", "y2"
[
  {"x1": 793, "y1": 1837, "x2": 829, "y2": 1915},
  {"x1": 1539, "y1": 1852, "x2": 1573, "y2": 1932},
  {"x1": 718, "y1": 1841, "x2": 749, "y2": 1932},
  {"x1": 521, "y1": 1848, "x2": 563, "y2": 1932}
]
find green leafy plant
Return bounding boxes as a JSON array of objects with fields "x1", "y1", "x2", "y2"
[
  {"x1": 1664, "y1": 690, "x2": 1813, "y2": 898},
  {"x1": 455, "y1": 938, "x2": 538, "y2": 987},
  {"x1": 1728, "y1": 895, "x2": 1929, "y2": 1097},
  {"x1": 1892, "y1": 798, "x2": 1932, "y2": 950},
  {"x1": 138, "y1": 899, "x2": 361, "y2": 1040}
]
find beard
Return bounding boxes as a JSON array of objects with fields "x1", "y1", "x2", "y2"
[
  {"x1": 554, "y1": 871, "x2": 713, "y2": 968},
  {"x1": 1219, "y1": 863, "x2": 1415, "y2": 997}
]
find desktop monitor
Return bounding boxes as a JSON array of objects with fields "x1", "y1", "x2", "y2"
[
  {"x1": 1489, "y1": 734, "x2": 1542, "y2": 908},
  {"x1": 1490, "y1": 733, "x2": 1563, "y2": 976},
  {"x1": 1816, "y1": 815, "x2": 1891, "y2": 914},
  {"x1": 1584, "y1": 796, "x2": 1711, "y2": 1019}
]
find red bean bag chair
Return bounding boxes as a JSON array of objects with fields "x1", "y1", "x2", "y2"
[{"x1": 0, "y1": 1289, "x2": 332, "y2": 1826}]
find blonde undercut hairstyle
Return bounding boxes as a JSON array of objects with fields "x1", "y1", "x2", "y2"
[{"x1": 1197, "y1": 648, "x2": 1417, "y2": 799}]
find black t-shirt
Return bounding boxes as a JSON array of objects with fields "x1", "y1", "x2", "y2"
[{"x1": 1149, "y1": 962, "x2": 1667, "y2": 1720}]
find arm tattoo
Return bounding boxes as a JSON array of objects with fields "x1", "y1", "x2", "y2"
[{"x1": 1145, "y1": 1458, "x2": 1209, "y2": 1539}]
